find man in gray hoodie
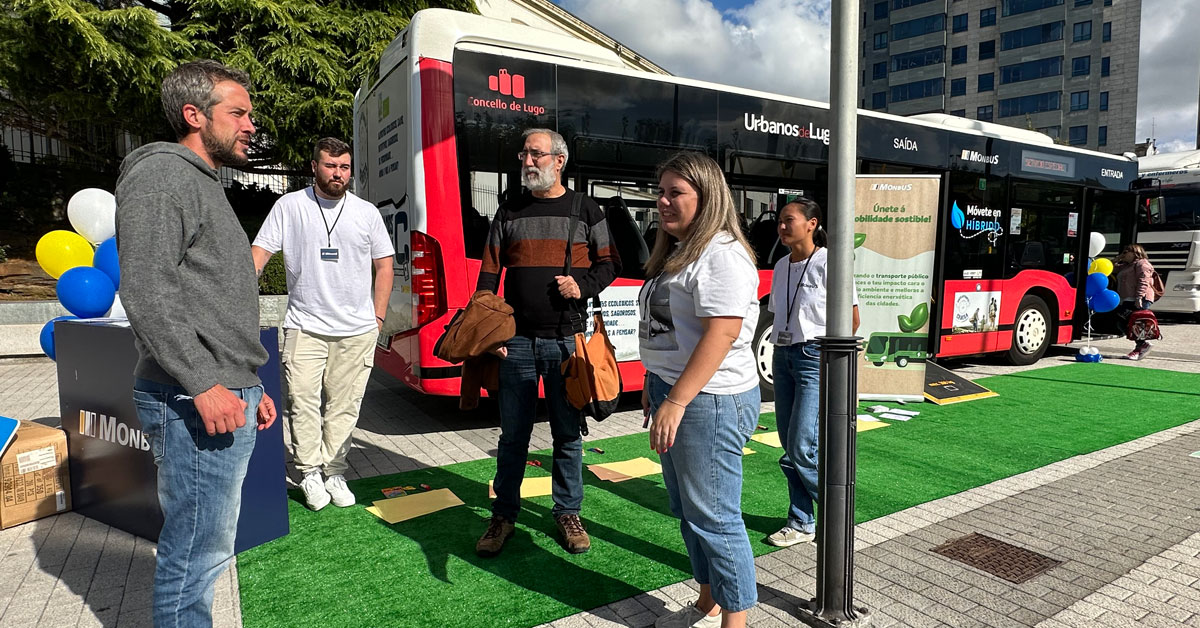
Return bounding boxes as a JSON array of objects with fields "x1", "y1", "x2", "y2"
[{"x1": 115, "y1": 59, "x2": 277, "y2": 628}]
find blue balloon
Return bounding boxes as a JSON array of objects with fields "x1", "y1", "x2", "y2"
[
  {"x1": 38, "y1": 315, "x2": 78, "y2": 361},
  {"x1": 1085, "y1": 272, "x2": 1109, "y2": 297},
  {"x1": 1090, "y1": 289, "x2": 1120, "y2": 313},
  {"x1": 93, "y1": 237, "x2": 120, "y2": 291},
  {"x1": 56, "y1": 266, "x2": 116, "y2": 319}
]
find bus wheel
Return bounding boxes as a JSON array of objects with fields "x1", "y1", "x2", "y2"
[
  {"x1": 1008, "y1": 295, "x2": 1051, "y2": 365},
  {"x1": 897, "y1": 356, "x2": 909, "y2": 368},
  {"x1": 753, "y1": 305, "x2": 775, "y2": 402}
]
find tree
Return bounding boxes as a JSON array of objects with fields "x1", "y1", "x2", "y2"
[{"x1": 0, "y1": 0, "x2": 477, "y2": 173}]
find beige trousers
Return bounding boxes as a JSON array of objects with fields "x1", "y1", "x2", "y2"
[{"x1": 283, "y1": 328, "x2": 378, "y2": 476}]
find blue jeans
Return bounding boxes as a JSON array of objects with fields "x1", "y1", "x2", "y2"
[
  {"x1": 773, "y1": 342, "x2": 821, "y2": 533},
  {"x1": 648, "y1": 372, "x2": 759, "y2": 613},
  {"x1": 491, "y1": 335, "x2": 583, "y2": 522},
  {"x1": 133, "y1": 378, "x2": 260, "y2": 628}
]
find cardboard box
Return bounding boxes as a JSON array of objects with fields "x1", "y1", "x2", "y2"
[{"x1": 0, "y1": 420, "x2": 72, "y2": 529}]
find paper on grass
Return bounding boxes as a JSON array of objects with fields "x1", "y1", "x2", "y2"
[
  {"x1": 857, "y1": 414, "x2": 881, "y2": 422},
  {"x1": 857, "y1": 421, "x2": 889, "y2": 433},
  {"x1": 588, "y1": 457, "x2": 663, "y2": 482},
  {"x1": 886, "y1": 408, "x2": 920, "y2": 417},
  {"x1": 743, "y1": 447, "x2": 756, "y2": 455},
  {"x1": 488, "y1": 476, "x2": 553, "y2": 498},
  {"x1": 368, "y1": 488, "x2": 464, "y2": 524},
  {"x1": 879, "y1": 412, "x2": 912, "y2": 421},
  {"x1": 750, "y1": 432, "x2": 782, "y2": 448}
]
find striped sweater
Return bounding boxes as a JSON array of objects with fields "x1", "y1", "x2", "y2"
[{"x1": 477, "y1": 189, "x2": 620, "y2": 337}]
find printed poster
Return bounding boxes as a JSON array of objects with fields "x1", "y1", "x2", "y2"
[{"x1": 853, "y1": 175, "x2": 941, "y2": 401}]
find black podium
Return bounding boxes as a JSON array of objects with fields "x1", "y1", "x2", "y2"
[{"x1": 56, "y1": 320, "x2": 289, "y2": 553}]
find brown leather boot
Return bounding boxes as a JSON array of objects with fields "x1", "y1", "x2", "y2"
[
  {"x1": 475, "y1": 515, "x2": 515, "y2": 557},
  {"x1": 555, "y1": 513, "x2": 591, "y2": 554}
]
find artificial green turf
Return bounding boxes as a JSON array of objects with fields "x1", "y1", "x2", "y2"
[{"x1": 237, "y1": 363, "x2": 1200, "y2": 627}]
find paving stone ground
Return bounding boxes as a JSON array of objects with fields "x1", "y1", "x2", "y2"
[{"x1": 0, "y1": 321, "x2": 1197, "y2": 627}]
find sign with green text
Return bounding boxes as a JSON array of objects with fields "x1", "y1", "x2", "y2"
[{"x1": 853, "y1": 175, "x2": 941, "y2": 401}]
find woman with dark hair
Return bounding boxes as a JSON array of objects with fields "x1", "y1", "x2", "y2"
[
  {"x1": 639, "y1": 152, "x2": 760, "y2": 628},
  {"x1": 1114, "y1": 243, "x2": 1156, "y2": 359},
  {"x1": 765, "y1": 199, "x2": 858, "y2": 548}
]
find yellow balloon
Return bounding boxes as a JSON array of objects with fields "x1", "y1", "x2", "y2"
[
  {"x1": 1088, "y1": 257, "x2": 1113, "y2": 277},
  {"x1": 35, "y1": 230, "x2": 94, "y2": 279}
]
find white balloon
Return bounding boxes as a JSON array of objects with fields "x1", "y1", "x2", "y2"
[
  {"x1": 1087, "y1": 232, "x2": 1106, "y2": 259},
  {"x1": 1079, "y1": 347, "x2": 1090, "y2": 355},
  {"x1": 1089, "y1": 347, "x2": 1100, "y2": 355},
  {"x1": 68, "y1": 188, "x2": 117, "y2": 244},
  {"x1": 105, "y1": 292, "x2": 127, "y2": 319}
]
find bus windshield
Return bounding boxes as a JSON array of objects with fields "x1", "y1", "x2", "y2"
[{"x1": 1140, "y1": 190, "x2": 1200, "y2": 232}]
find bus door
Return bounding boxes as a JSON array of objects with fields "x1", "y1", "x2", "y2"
[
  {"x1": 940, "y1": 172, "x2": 1008, "y2": 356},
  {"x1": 1005, "y1": 181, "x2": 1083, "y2": 346},
  {"x1": 1082, "y1": 188, "x2": 1136, "y2": 334}
]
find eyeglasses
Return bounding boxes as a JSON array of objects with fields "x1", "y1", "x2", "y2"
[{"x1": 517, "y1": 149, "x2": 556, "y2": 162}]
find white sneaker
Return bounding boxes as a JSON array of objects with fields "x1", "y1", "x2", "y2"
[
  {"x1": 300, "y1": 471, "x2": 330, "y2": 511},
  {"x1": 654, "y1": 603, "x2": 721, "y2": 628},
  {"x1": 767, "y1": 526, "x2": 815, "y2": 547},
  {"x1": 325, "y1": 474, "x2": 355, "y2": 507}
]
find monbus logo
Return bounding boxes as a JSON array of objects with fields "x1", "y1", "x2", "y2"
[
  {"x1": 960, "y1": 149, "x2": 1000, "y2": 165},
  {"x1": 78, "y1": 410, "x2": 150, "y2": 451},
  {"x1": 870, "y1": 183, "x2": 914, "y2": 191}
]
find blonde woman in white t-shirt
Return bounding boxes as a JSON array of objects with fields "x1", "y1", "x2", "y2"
[
  {"x1": 639, "y1": 152, "x2": 761, "y2": 628},
  {"x1": 765, "y1": 199, "x2": 859, "y2": 549}
]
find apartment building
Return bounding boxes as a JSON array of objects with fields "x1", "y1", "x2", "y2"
[{"x1": 860, "y1": 0, "x2": 1140, "y2": 153}]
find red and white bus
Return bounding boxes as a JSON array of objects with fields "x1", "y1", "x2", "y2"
[{"x1": 354, "y1": 8, "x2": 1138, "y2": 399}]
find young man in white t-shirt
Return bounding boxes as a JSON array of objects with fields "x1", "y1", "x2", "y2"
[{"x1": 251, "y1": 137, "x2": 395, "y2": 510}]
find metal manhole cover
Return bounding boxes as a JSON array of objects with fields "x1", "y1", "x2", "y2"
[{"x1": 931, "y1": 533, "x2": 1061, "y2": 584}]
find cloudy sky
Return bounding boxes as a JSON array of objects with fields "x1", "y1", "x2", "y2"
[{"x1": 557, "y1": 0, "x2": 1199, "y2": 153}]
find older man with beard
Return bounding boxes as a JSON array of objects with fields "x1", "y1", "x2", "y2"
[
  {"x1": 116, "y1": 59, "x2": 277, "y2": 627},
  {"x1": 473, "y1": 128, "x2": 620, "y2": 557},
  {"x1": 251, "y1": 137, "x2": 394, "y2": 511}
]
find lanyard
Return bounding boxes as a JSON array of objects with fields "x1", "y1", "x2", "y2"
[
  {"x1": 783, "y1": 248, "x2": 818, "y2": 332},
  {"x1": 315, "y1": 187, "x2": 347, "y2": 248}
]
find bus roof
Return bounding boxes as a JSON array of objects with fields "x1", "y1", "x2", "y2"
[
  {"x1": 382, "y1": 8, "x2": 1133, "y2": 169},
  {"x1": 1139, "y1": 149, "x2": 1200, "y2": 174}
]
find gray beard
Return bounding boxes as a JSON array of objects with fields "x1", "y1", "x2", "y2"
[{"x1": 523, "y1": 165, "x2": 556, "y2": 192}]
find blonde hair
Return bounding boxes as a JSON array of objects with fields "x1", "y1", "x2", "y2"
[{"x1": 645, "y1": 152, "x2": 756, "y2": 276}]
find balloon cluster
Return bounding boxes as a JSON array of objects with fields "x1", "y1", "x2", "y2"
[
  {"x1": 1084, "y1": 232, "x2": 1119, "y2": 314},
  {"x1": 36, "y1": 189, "x2": 123, "y2": 360}
]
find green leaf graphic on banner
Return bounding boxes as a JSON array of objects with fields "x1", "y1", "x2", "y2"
[
  {"x1": 909, "y1": 303, "x2": 929, "y2": 329},
  {"x1": 898, "y1": 304, "x2": 929, "y2": 333},
  {"x1": 854, "y1": 233, "x2": 867, "y2": 248}
]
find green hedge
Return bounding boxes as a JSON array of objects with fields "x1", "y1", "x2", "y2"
[{"x1": 259, "y1": 252, "x2": 288, "y2": 295}]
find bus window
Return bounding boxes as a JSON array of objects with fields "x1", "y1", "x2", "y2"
[
  {"x1": 944, "y1": 172, "x2": 1007, "y2": 280},
  {"x1": 1006, "y1": 182, "x2": 1081, "y2": 279},
  {"x1": 587, "y1": 179, "x2": 657, "y2": 279},
  {"x1": 1089, "y1": 190, "x2": 1135, "y2": 258},
  {"x1": 1139, "y1": 191, "x2": 1200, "y2": 231}
]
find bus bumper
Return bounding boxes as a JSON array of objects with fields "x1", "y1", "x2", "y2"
[{"x1": 1151, "y1": 270, "x2": 1200, "y2": 314}]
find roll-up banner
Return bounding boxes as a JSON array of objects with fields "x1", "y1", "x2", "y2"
[{"x1": 853, "y1": 175, "x2": 942, "y2": 401}]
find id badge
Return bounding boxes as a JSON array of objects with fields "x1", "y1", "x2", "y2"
[
  {"x1": 777, "y1": 331, "x2": 793, "y2": 345},
  {"x1": 320, "y1": 248, "x2": 340, "y2": 262}
]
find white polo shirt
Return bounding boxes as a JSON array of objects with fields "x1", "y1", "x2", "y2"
[
  {"x1": 253, "y1": 187, "x2": 394, "y2": 336},
  {"x1": 768, "y1": 247, "x2": 858, "y2": 345}
]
